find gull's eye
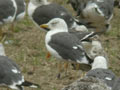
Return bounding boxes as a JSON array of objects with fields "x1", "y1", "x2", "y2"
[{"x1": 51, "y1": 21, "x2": 58, "y2": 25}]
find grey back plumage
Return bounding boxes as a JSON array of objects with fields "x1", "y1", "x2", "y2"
[
  {"x1": 0, "y1": 56, "x2": 22, "y2": 85},
  {"x1": 86, "y1": 68, "x2": 117, "y2": 88},
  {"x1": 0, "y1": 0, "x2": 16, "y2": 24},
  {"x1": 48, "y1": 32, "x2": 90, "y2": 63}
]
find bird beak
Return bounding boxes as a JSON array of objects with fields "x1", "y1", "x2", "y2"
[{"x1": 40, "y1": 24, "x2": 50, "y2": 31}]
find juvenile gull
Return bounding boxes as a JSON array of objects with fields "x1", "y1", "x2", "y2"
[
  {"x1": 86, "y1": 56, "x2": 117, "y2": 88},
  {"x1": 67, "y1": 0, "x2": 114, "y2": 33}
]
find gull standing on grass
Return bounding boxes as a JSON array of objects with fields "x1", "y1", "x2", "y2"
[
  {"x1": 28, "y1": 0, "x2": 88, "y2": 31},
  {"x1": 0, "y1": 43, "x2": 40, "y2": 90},
  {"x1": 61, "y1": 56, "x2": 112, "y2": 90},
  {"x1": 40, "y1": 18, "x2": 94, "y2": 78},
  {"x1": 86, "y1": 56, "x2": 117, "y2": 89}
]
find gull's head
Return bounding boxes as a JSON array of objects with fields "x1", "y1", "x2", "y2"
[
  {"x1": 40, "y1": 18, "x2": 68, "y2": 32},
  {"x1": 92, "y1": 56, "x2": 108, "y2": 70}
]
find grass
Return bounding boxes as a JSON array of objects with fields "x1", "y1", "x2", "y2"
[{"x1": 1, "y1": 0, "x2": 120, "y2": 90}]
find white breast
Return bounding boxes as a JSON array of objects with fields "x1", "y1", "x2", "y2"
[
  {"x1": 45, "y1": 31, "x2": 63, "y2": 60},
  {"x1": 28, "y1": 2, "x2": 37, "y2": 18}
]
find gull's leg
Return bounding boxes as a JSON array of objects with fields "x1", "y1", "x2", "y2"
[
  {"x1": 46, "y1": 52, "x2": 51, "y2": 59},
  {"x1": 0, "y1": 27, "x2": 3, "y2": 41},
  {"x1": 80, "y1": 71, "x2": 86, "y2": 79},
  {"x1": 57, "y1": 61, "x2": 63, "y2": 79},
  {"x1": 72, "y1": 63, "x2": 81, "y2": 79},
  {"x1": 63, "y1": 61, "x2": 69, "y2": 76},
  {"x1": 9, "y1": 22, "x2": 15, "y2": 32},
  {"x1": 76, "y1": 63, "x2": 80, "y2": 70}
]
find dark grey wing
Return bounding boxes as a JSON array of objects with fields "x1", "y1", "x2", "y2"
[
  {"x1": 70, "y1": 31, "x2": 91, "y2": 40},
  {"x1": 69, "y1": 30, "x2": 96, "y2": 42},
  {"x1": 15, "y1": 0, "x2": 25, "y2": 18},
  {"x1": 0, "y1": 56, "x2": 22, "y2": 85},
  {"x1": 32, "y1": 3, "x2": 74, "y2": 28},
  {"x1": 62, "y1": 76, "x2": 110, "y2": 90},
  {"x1": 49, "y1": 32, "x2": 89, "y2": 63},
  {"x1": 86, "y1": 68, "x2": 117, "y2": 87},
  {"x1": 0, "y1": 0, "x2": 15, "y2": 24},
  {"x1": 96, "y1": 0, "x2": 114, "y2": 20}
]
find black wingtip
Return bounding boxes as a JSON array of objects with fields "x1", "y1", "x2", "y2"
[
  {"x1": 80, "y1": 32, "x2": 97, "y2": 42},
  {"x1": 22, "y1": 80, "x2": 40, "y2": 88}
]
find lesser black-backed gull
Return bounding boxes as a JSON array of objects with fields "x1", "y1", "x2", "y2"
[
  {"x1": 0, "y1": 0, "x2": 17, "y2": 39},
  {"x1": 86, "y1": 56, "x2": 117, "y2": 88},
  {"x1": 62, "y1": 77, "x2": 111, "y2": 90},
  {"x1": 28, "y1": 0, "x2": 87, "y2": 31},
  {"x1": 0, "y1": 56, "x2": 40, "y2": 90},
  {"x1": 87, "y1": 68, "x2": 117, "y2": 89},
  {"x1": 87, "y1": 56, "x2": 120, "y2": 90},
  {"x1": 67, "y1": 0, "x2": 114, "y2": 33},
  {"x1": 46, "y1": 29, "x2": 96, "y2": 60},
  {"x1": 40, "y1": 18, "x2": 93, "y2": 78}
]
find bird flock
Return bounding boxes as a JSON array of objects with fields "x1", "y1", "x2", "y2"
[{"x1": 0, "y1": 0, "x2": 120, "y2": 90}]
